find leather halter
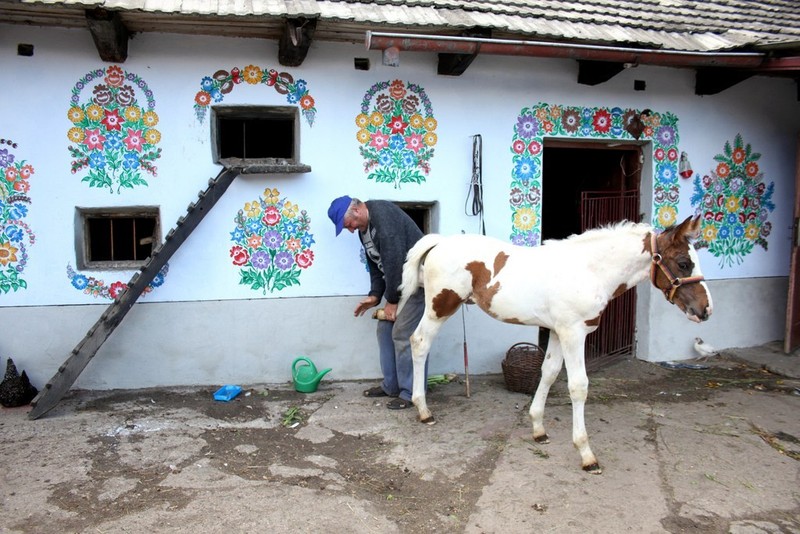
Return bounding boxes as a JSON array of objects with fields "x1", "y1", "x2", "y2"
[{"x1": 650, "y1": 232, "x2": 705, "y2": 304}]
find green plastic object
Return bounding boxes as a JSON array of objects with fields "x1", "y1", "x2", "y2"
[{"x1": 292, "y1": 356, "x2": 332, "y2": 393}]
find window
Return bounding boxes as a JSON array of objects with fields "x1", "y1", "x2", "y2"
[
  {"x1": 211, "y1": 105, "x2": 311, "y2": 174},
  {"x1": 395, "y1": 201, "x2": 438, "y2": 234},
  {"x1": 76, "y1": 207, "x2": 161, "y2": 270}
]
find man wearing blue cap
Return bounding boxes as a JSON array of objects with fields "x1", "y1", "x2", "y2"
[{"x1": 328, "y1": 196, "x2": 427, "y2": 410}]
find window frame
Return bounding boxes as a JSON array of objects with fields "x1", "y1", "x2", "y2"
[
  {"x1": 211, "y1": 105, "x2": 311, "y2": 174},
  {"x1": 75, "y1": 206, "x2": 162, "y2": 270}
]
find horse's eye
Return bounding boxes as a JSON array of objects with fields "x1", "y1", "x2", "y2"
[{"x1": 677, "y1": 261, "x2": 692, "y2": 272}]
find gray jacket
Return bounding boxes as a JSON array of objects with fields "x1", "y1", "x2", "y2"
[{"x1": 360, "y1": 200, "x2": 423, "y2": 304}]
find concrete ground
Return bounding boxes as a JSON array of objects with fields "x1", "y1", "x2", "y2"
[{"x1": 1, "y1": 344, "x2": 799, "y2": 533}]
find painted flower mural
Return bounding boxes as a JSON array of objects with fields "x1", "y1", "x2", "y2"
[
  {"x1": 67, "y1": 66, "x2": 161, "y2": 194},
  {"x1": 230, "y1": 188, "x2": 315, "y2": 294},
  {"x1": 194, "y1": 66, "x2": 316, "y2": 126},
  {"x1": 66, "y1": 263, "x2": 169, "y2": 300},
  {"x1": 509, "y1": 104, "x2": 679, "y2": 246},
  {"x1": 0, "y1": 138, "x2": 35, "y2": 294},
  {"x1": 691, "y1": 134, "x2": 775, "y2": 267},
  {"x1": 357, "y1": 80, "x2": 437, "y2": 188}
]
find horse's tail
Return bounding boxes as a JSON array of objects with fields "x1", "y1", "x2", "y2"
[{"x1": 397, "y1": 234, "x2": 443, "y2": 315}]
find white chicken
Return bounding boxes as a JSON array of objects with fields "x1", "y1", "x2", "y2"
[{"x1": 693, "y1": 337, "x2": 719, "y2": 359}]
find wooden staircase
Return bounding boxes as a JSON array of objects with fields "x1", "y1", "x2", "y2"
[{"x1": 28, "y1": 167, "x2": 241, "y2": 419}]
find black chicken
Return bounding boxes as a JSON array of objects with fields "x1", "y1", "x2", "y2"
[{"x1": 0, "y1": 358, "x2": 39, "y2": 408}]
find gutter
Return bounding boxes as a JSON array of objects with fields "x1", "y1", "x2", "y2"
[{"x1": 365, "y1": 31, "x2": 776, "y2": 70}]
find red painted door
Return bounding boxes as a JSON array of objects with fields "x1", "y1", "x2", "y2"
[{"x1": 784, "y1": 135, "x2": 800, "y2": 353}]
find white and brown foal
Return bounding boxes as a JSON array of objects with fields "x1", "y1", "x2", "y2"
[{"x1": 397, "y1": 216, "x2": 712, "y2": 473}]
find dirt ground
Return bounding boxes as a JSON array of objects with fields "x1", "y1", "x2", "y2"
[{"x1": 1, "y1": 353, "x2": 799, "y2": 533}]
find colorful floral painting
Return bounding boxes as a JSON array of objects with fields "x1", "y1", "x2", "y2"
[
  {"x1": 194, "y1": 66, "x2": 316, "y2": 126},
  {"x1": 357, "y1": 80, "x2": 437, "y2": 189},
  {"x1": 66, "y1": 263, "x2": 169, "y2": 300},
  {"x1": 509, "y1": 104, "x2": 680, "y2": 245},
  {"x1": 229, "y1": 188, "x2": 315, "y2": 294},
  {"x1": 0, "y1": 138, "x2": 35, "y2": 294},
  {"x1": 67, "y1": 66, "x2": 161, "y2": 194},
  {"x1": 690, "y1": 134, "x2": 775, "y2": 267}
]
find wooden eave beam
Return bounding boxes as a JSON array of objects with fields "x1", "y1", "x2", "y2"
[
  {"x1": 695, "y1": 68, "x2": 754, "y2": 95},
  {"x1": 85, "y1": 8, "x2": 129, "y2": 63},
  {"x1": 278, "y1": 17, "x2": 317, "y2": 67},
  {"x1": 437, "y1": 28, "x2": 492, "y2": 76},
  {"x1": 577, "y1": 60, "x2": 626, "y2": 85}
]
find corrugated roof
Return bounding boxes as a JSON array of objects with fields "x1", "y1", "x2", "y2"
[{"x1": 3, "y1": 0, "x2": 800, "y2": 52}]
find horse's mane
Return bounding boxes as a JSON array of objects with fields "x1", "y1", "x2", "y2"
[{"x1": 542, "y1": 220, "x2": 651, "y2": 247}]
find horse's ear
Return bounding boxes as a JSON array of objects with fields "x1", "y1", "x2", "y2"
[{"x1": 676, "y1": 215, "x2": 702, "y2": 241}]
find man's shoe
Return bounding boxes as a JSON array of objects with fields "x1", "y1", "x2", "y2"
[
  {"x1": 387, "y1": 398, "x2": 411, "y2": 410},
  {"x1": 363, "y1": 386, "x2": 388, "y2": 398}
]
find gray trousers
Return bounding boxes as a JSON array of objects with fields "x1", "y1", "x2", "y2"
[{"x1": 376, "y1": 288, "x2": 427, "y2": 401}]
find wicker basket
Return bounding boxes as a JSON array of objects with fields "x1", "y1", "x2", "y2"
[{"x1": 501, "y1": 342, "x2": 545, "y2": 394}]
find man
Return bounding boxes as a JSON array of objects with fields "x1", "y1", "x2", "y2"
[{"x1": 327, "y1": 196, "x2": 427, "y2": 410}]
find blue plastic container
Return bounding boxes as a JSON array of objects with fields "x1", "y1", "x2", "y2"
[{"x1": 213, "y1": 385, "x2": 242, "y2": 401}]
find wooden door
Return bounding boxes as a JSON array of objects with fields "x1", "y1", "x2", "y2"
[{"x1": 784, "y1": 135, "x2": 800, "y2": 353}]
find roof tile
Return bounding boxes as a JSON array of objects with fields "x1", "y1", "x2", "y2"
[{"x1": 10, "y1": 0, "x2": 800, "y2": 52}]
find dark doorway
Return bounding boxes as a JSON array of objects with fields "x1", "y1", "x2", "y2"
[
  {"x1": 542, "y1": 142, "x2": 642, "y2": 241},
  {"x1": 541, "y1": 141, "x2": 643, "y2": 370}
]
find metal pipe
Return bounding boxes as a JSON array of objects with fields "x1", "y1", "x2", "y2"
[
  {"x1": 366, "y1": 30, "x2": 768, "y2": 69},
  {"x1": 759, "y1": 56, "x2": 800, "y2": 71}
]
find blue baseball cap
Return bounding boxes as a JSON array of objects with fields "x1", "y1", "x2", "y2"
[{"x1": 328, "y1": 195, "x2": 352, "y2": 236}]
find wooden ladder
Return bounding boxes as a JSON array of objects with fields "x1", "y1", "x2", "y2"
[{"x1": 28, "y1": 167, "x2": 241, "y2": 419}]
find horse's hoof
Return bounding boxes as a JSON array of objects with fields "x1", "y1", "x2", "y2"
[
  {"x1": 420, "y1": 415, "x2": 436, "y2": 425},
  {"x1": 583, "y1": 463, "x2": 602, "y2": 474},
  {"x1": 533, "y1": 434, "x2": 550, "y2": 444}
]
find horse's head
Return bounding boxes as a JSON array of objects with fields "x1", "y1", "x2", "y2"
[{"x1": 649, "y1": 216, "x2": 713, "y2": 323}]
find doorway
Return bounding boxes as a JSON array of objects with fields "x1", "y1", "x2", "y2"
[{"x1": 541, "y1": 140, "x2": 643, "y2": 370}]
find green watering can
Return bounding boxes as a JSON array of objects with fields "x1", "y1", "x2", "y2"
[{"x1": 292, "y1": 356, "x2": 332, "y2": 393}]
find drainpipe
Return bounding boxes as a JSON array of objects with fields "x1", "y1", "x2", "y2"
[{"x1": 366, "y1": 31, "x2": 769, "y2": 69}]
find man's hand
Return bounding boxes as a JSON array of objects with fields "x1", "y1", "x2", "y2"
[
  {"x1": 354, "y1": 295, "x2": 379, "y2": 317},
  {"x1": 382, "y1": 302, "x2": 398, "y2": 322}
]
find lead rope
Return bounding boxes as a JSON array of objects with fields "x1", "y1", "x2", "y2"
[
  {"x1": 461, "y1": 134, "x2": 482, "y2": 399},
  {"x1": 465, "y1": 134, "x2": 484, "y2": 235},
  {"x1": 461, "y1": 304, "x2": 470, "y2": 398}
]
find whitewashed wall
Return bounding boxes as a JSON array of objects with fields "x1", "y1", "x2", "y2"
[{"x1": 0, "y1": 25, "x2": 798, "y2": 389}]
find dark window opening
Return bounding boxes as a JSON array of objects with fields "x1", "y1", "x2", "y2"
[
  {"x1": 87, "y1": 217, "x2": 156, "y2": 262},
  {"x1": 395, "y1": 202, "x2": 437, "y2": 234},
  {"x1": 77, "y1": 208, "x2": 160, "y2": 270},
  {"x1": 218, "y1": 117, "x2": 294, "y2": 160},
  {"x1": 17, "y1": 44, "x2": 34, "y2": 57}
]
